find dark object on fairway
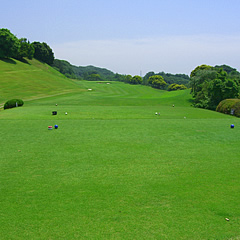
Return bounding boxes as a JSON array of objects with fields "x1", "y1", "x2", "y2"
[
  {"x1": 54, "y1": 125, "x2": 58, "y2": 129},
  {"x1": 4, "y1": 99, "x2": 24, "y2": 109},
  {"x1": 231, "y1": 124, "x2": 234, "y2": 128},
  {"x1": 52, "y1": 111, "x2": 57, "y2": 115}
]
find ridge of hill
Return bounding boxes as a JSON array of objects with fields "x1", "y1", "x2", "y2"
[
  {"x1": 53, "y1": 59, "x2": 115, "y2": 80},
  {"x1": 52, "y1": 59, "x2": 191, "y2": 86},
  {"x1": 0, "y1": 58, "x2": 83, "y2": 107}
]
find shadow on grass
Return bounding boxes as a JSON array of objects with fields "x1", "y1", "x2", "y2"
[
  {"x1": 0, "y1": 58, "x2": 17, "y2": 64},
  {"x1": 188, "y1": 98, "x2": 194, "y2": 104},
  {"x1": 0, "y1": 57, "x2": 31, "y2": 65},
  {"x1": 18, "y1": 58, "x2": 31, "y2": 64}
]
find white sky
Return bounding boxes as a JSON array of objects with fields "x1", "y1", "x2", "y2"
[{"x1": 1, "y1": 0, "x2": 240, "y2": 76}]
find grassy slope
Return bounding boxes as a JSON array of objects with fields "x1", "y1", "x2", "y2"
[
  {"x1": 0, "y1": 64, "x2": 240, "y2": 239},
  {"x1": 0, "y1": 58, "x2": 83, "y2": 106}
]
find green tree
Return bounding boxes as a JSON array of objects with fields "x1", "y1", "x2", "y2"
[
  {"x1": 42, "y1": 42, "x2": 54, "y2": 65},
  {"x1": 168, "y1": 83, "x2": 187, "y2": 91},
  {"x1": 114, "y1": 73, "x2": 125, "y2": 82},
  {"x1": 53, "y1": 59, "x2": 77, "y2": 79},
  {"x1": 190, "y1": 64, "x2": 212, "y2": 78},
  {"x1": 190, "y1": 65, "x2": 240, "y2": 110},
  {"x1": 143, "y1": 71, "x2": 155, "y2": 85},
  {"x1": 189, "y1": 68, "x2": 217, "y2": 98},
  {"x1": 87, "y1": 73, "x2": 102, "y2": 81},
  {"x1": 0, "y1": 28, "x2": 20, "y2": 58},
  {"x1": 144, "y1": 71, "x2": 190, "y2": 86},
  {"x1": 131, "y1": 75, "x2": 143, "y2": 84},
  {"x1": 32, "y1": 42, "x2": 54, "y2": 65},
  {"x1": 214, "y1": 64, "x2": 238, "y2": 74},
  {"x1": 222, "y1": 79, "x2": 239, "y2": 99},
  {"x1": 125, "y1": 75, "x2": 132, "y2": 83},
  {"x1": 207, "y1": 78, "x2": 224, "y2": 109},
  {"x1": 16, "y1": 38, "x2": 35, "y2": 60},
  {"x1": 148, "y1": 75, "x2": 167, "y2": 89}
]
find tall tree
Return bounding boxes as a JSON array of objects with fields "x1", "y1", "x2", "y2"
[
  {"x1": 16, "y1": 38, "x2": 35, "y2": 60},
  {"x1": 143, "y1": 71, "x2": 155, "y2": 85},
  {"x1": 131, "y1": 75, "x2": 143, "y2": 84},
  {"x1": 125, "y1": 75, "x2": 133, "y2": 83},
  {"x1": 114, "y1": 73, "x2": 125, "y2": 82},
  {"x1": 189, "y1": 68, "x2": 217, "y2": 98},
  {"x1": 32, "y1": 42, "x2": 54, "y2": 65},
  {"x1": 42, "y1": 42, "x2": 54, "y2": 65},
  {"x1": 0, "y1": 28, "x2": 20, "y2": 58},
  {"x1": 190, "y1": 65, "x2": 240, "y2": 110},
  {"x1": 190, "y1": 64, "x2": 212, "y2": 78},
  {"x1": 148, "y1": 75, "x2": 167, "y2": 89}
]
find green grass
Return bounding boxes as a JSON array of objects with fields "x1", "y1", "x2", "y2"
[
  {"x1": 0, "y1": 58, "x2": 83, "y2": 106},
  {"x1": 0, "y1": 61, "x2": 240, "y2": 239}
]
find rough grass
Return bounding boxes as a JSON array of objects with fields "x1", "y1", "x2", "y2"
[{"x1": 0, "y1": 65, "x2": 240, "y2": 239}]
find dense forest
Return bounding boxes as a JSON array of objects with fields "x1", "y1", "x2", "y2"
[
  {"x1": 143, "y1": 71, "x2": 190, "y2": 86},
  {"x1": 1, "y1": 28, "x2": 240, "y2": 111},
  {"x1": 189, "y1": 64, "x2": 240, "y2": 110},
  {"x1": 0, "y1": 29, "x2": 54, "y2": 65},
  {"x1": 52, "y1": 59, "x2": 115, "y2": 81}
]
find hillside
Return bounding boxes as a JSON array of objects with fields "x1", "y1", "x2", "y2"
[
  {"x1": 0, "y1": 58, "x2": 83, "y2": 107},
  {"x1": 53, "y1": 59, "x2": 115, "y2": 80}
]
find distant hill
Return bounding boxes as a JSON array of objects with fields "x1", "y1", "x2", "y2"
[
  {"x1": 0, "y1": 58, "x2": 83, "y2": 106},
  {"x1": 143, "y1": 71, "x2": 190, "y2": 86},
  {"x1": 53, "y1": 59, "x2": 115, "y2": 81},
  {"x1": 53, "y1": 59, "x2": 190, "y2": 86}
]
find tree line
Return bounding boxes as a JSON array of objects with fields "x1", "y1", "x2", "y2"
[
  {"x1": 2, "y1": 28, "x2": 240, "y2": 108},
  {"x1": 0, "y1": 28, "x2": 54, "y2": 65},
  {"x1": 53, "y1": 59, "x2": 190, "y2": 90},
  {"x1": 0, "y1": 28, "x2": 190, "y2": 91}
]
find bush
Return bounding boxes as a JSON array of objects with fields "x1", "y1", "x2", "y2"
[
  {"x1": 168, "y1": 83, "x2": 187, "y2": 91},
  {"x1": 216, "y1": 99, "x2": 240, "y2": 117},
  {"x1": 4, "y1": 99, "x2": 24, "y2": 110}
]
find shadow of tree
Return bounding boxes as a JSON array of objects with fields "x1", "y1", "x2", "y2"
[
  {"x1": 18, "y1": 58, "x2": 30, "y2": 64},
  {"x1": 188, "y1": 98, "x2": 194, "y2": 104},
  {"x1": 0, "y1": 57, "x2": 31, "y2": 65},
  {"x1": 0, "y1": 58, "x2": 17, "y2": 64}
]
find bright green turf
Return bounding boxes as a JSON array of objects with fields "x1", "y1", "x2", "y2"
[
  {"x1": 0, "y1": 66, "x2": 240, "y2": 239},
  {"x1": 0, "y1": 58, "x2": 83, "y2": 106}
]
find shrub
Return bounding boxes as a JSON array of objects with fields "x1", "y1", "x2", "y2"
[
  {"x1": 4, "y1": 99, "x2": 24, "y2": 110},
  {"x1": 216, "y1": 99, "x2": 240, "y2": 117},
  {"x1": 168, "y1": 83, "x2": 187, "y2": 91},
  {"x1": 148, "y1": 75, "x2": 167, "y2": 89}
]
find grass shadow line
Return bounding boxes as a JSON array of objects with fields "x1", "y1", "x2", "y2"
[{"x1": 0, "y1": 58, "x2": 17, "y2": 64}]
